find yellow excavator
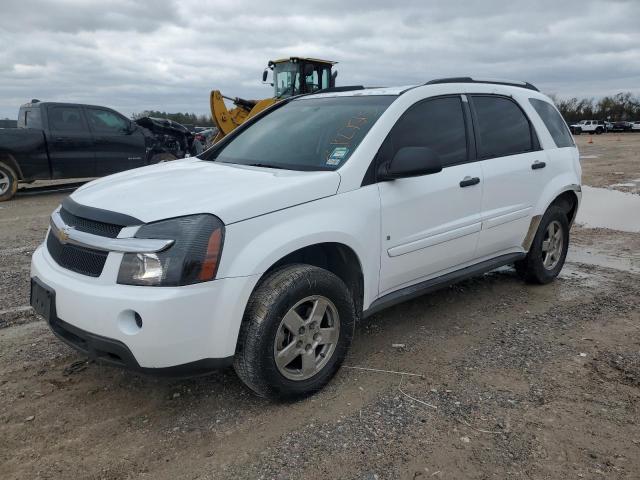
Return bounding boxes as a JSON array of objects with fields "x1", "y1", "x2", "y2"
[{"x1": 210, "y1": 57, "x2": 338, "y2": 142}]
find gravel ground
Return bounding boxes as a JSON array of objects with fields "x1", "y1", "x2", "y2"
[{"x1": 1, "y1": 136, "x2": 639, "y2": 479}]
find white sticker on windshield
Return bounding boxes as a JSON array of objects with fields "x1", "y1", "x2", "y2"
[{"x1": 326, "y1": 147, "x2": 349, "y2": 166}]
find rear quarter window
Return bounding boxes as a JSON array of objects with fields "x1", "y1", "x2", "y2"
[
  {"x1": 18, "y1": 107, "x2": 43, "y2": 129},
  {"x1": 529, "y1": 98, "x2": 574, "y2": 148}
]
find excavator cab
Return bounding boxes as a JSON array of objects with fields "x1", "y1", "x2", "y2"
[
  {"x1": 211, "y1": 57, "x2": 338, "y2": 143},
  {"x1": 263, "y1": 57, "x2": 338, "y2": 98}
]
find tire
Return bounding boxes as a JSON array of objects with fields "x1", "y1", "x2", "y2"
[
  {"x1": 595, "y1": 128, "x2": 603, "y2": 135},
  {"x1": 234, "y1": 264, "x2": 356, "y2": 400},
  {"x1": 515, "y1": 206, "x2": 569, "y2": 284},
  {"x1": 0, "y1": 161, "x2": 18, "y2": 202}
]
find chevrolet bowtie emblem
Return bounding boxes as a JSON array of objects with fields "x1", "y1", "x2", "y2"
[{"x1": 55, "y1": 224, "x2": 72, "y2": 243}]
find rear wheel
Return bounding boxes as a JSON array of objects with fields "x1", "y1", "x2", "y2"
[
  {"x1": 234, "y1": 264, "x2": 355, "y2": 400},
  {"x1": 0, "y1": 162, "x2": 18, "y2": 202},
  {"x1": 515, "y1": 206, "x2": 569, "y2": 284}
]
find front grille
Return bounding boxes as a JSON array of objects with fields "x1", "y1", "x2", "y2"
[
  {"x1": 59, "y1": 207, "x2": 122, "y2": 238},
  {"x1": 47, "y1": 232, "x2": 108, "y2": 277}
]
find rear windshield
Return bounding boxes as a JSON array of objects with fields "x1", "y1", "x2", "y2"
[
  {"x1": 17, "y1": 107, "x2": 42, "y2": 129},
  {"x1": 206, "y1": 96, "x2": 395, "y2": 171}
]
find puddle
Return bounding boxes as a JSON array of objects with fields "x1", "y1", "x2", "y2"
[
  {"x1": 576, "y1": 186, "x2": 640, "y2": 233},
  {"x1": 567, "y1": 247, "x2": 639, "y2": 274}
]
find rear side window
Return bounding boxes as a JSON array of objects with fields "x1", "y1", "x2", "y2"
[
  {"x1": 17, "y1": 107, "x2": 43, "y2": 129},
  {"x1": 48, "y1": 107, "x2": 88, "y2": 132},
  {"x1": 529, "y1": 98, "x2": 574, "y2": 148},
  {"x1": 380, "y1": 96, "x2": 467, "y2": 167},
  {"x1": 471, "y1": 96, "x2": 534, "y2": 158}
]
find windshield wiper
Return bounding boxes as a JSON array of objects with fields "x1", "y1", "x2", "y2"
[{"x1": 245, "y1": 163, "x2": 289, "y2": 170}]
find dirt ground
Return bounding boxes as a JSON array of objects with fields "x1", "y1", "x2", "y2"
[
  {"x1": 576, "y1": 132, "x2": 640, "y2": 194},
  {"x1": 1, "y1": 134, "x2": 639, "y2": 479}
]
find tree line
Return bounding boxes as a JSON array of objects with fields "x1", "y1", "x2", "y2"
[
  {"x1": 131, "y1": 111, "x2": 215, "y2": 127},
  {"x1": 132, "y1": 91, "x2": 640, "y2": 126},
  {"x1": 549, "y1": 92, "x2": 640, "y2": 123}
]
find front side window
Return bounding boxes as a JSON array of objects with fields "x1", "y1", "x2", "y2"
[
  {"x1": 379, "y1": 96, "x2": 468, "y2": 167},
  {"x1": 206, "y1": 96, "x2": 395, "y2": 171},
  {"x1": 471, "y1": 96, "x2": 534, "y2": 158},
  {"x1": 48, "y1": 107, "x2": 87, "y2": 132},
  {"x1": 86, "y1": 108, "x2": 129, "y2": 133},
  {"x1": 529, "y1": 98, "x2": 574, "y2": 148}
]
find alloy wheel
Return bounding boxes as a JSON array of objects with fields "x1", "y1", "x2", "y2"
[
  {"x1": 273, "y1": 295, "x2": 340, "y2": 381},
  {"x1": 541, "y1": 220, "x2": 564, "y2": 270}
]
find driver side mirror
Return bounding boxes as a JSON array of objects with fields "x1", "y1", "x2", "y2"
[
  {"x1": 262, "y1": 68, "x2": 269, "y2": 83},
  {"x1": 378, "y1": 146, "x2": 443, "y2": 180}
]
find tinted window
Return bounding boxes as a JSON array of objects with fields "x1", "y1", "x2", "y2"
[
  {"x1": 471, "y1": 96, "x2": 533, "y2": 158},
  {"x1": 18, "y1": 107, "x2": 42, "y2": 129},
  {"x1": 86, "y1": 108, "x2": 129, "y2": 133},
  {"x1": 380, "y1": 96, "x2": 467, "y2": 167},
  {"x1": 209, "y1": 96, "x2": 394, "y2": 171},
  {"x1": 529, "y1": 98, "x2": 574, "y2": 148},
  {"x1": 48, "y1": 107, "x2": 87, "y2": 132}
]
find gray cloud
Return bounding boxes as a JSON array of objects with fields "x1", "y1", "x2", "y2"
[{"x1": 1, "y1": 0, "x2": 639, "y2": 119}]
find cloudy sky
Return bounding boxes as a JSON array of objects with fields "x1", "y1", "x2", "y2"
[{"x1": 1, "y1": 0, "x2": 639, "y2": 119}]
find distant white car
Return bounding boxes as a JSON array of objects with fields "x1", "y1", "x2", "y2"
[{"x1": 632, "y1": 121, "x2": 640, "y2": 131}]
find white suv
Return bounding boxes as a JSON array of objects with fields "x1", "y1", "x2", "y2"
[
  {"x1": 30, "y1": 78, "x2": 581, "y2": 399},
  {"x1": 570, "y1": 119, "x2": 606, "y2": 135}
]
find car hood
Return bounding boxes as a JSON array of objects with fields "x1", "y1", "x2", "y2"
[{"x1": 71, "y1": 158, "x2": 341, "y2": 224}]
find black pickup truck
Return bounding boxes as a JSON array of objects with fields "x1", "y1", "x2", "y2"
[{"x1": 0, "y1": 101, "x2": 197, "y2": 201}]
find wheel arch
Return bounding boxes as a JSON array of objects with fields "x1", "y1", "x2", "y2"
[
  {"x1": 524, "y1": 185, "x2": 580, "y2": 251},
  {"x1": 256, "y1": 242, "x2": 365, "y2": 316},
  {"x1": 0, "y1": 153, "x2": 23, "y2": 180}
]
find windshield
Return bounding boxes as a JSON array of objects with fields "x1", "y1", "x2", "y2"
[{"x1": 207, "y1": 96, "x2": 395, "y2": 171}]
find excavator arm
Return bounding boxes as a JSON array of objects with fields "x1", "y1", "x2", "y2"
[{"x1": 210, "y1": 90, "x2": 277, "y2": 143}]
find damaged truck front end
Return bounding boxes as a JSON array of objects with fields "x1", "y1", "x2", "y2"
[{"x1": 135, "y1": 117, "x2": 198, "y2": 161}]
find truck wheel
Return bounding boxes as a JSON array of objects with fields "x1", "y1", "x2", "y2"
[
  {"x1": 596, "y1": 128, "x2": 603, "y2": 135},
  {"x1": 234, "y1": 264, "x2": 356, "y2": 400},
  {"x1": 0, "y1": 162, "x2": 18, "y2": 202},
  {"x1": 515, "y1": 206, "x2": 569, "y2": 284}
]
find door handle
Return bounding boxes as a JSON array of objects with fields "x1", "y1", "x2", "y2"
[
  {"x1": 531, "y1": 161, "x2": 546, "y2": 170},
  {"x1": 459, "y1": 176, "x2": 480, "y2": 188}
]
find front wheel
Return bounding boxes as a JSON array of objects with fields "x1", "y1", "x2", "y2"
[
  {"x1": 234, "y1": 264, "x2": 356, "y2": 400},
  {"x1": 515, "y1": 206, "x2": 569, "y2": 284}
]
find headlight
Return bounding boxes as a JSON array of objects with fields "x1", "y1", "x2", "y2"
[{"x1": 117, "y1": 214, "x2": 224, "y2": 286}]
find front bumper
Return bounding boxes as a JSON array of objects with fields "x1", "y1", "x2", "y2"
[{"x1": 31, "y1": 244, "x2": 259, "y2": 371}]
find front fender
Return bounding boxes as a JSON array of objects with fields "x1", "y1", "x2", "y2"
[{"x1": 217, "y1": 187, "x2": 382, "y2": 309}]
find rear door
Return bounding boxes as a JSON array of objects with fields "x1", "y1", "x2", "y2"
[
  {"x1": 46, "y1": 105, "x2": 95, "y2": 178},
  {"x1": 470, "y1": 95, "x2": 549, "y2": 258},
  {"x1": 84, "y1": 107, "x2": 147, "y2": 176},
  {"x1": 378, "y1": 95, "x2": 483, "y2": 294}
]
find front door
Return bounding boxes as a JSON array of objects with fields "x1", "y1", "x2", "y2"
[
  {"x1": 84, "y1": 107, "x2": 147, "y2": 176},
  {"x1": 378, "y1": 96, "x2": 483, "y2": 295}
]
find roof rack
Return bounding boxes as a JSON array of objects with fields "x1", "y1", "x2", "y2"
[
  {"x1": 425, "y1": 77, "x2": 539, "y2": 92},
  {"x1": 319, "y1": 85, "x2": 365, "y2": 93}
]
